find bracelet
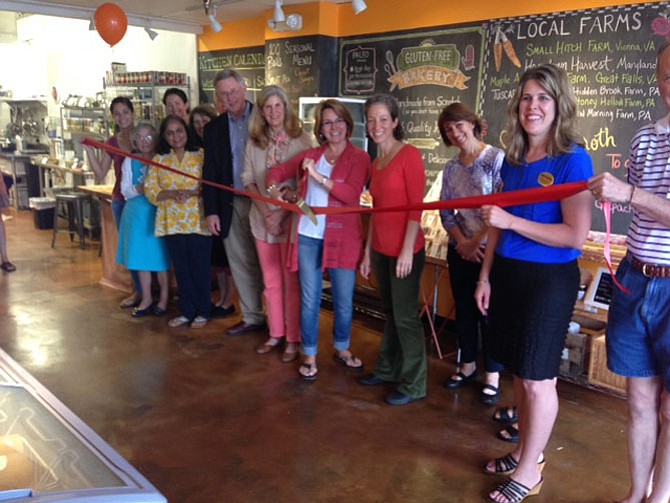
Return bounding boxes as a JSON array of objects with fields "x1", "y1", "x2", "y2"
[
  {"x1": 267, "y1": 183, "x2": 278, "y2": 193},
  {"x1": 321, "y1": 176, "x2": 329, "y2": 186}
]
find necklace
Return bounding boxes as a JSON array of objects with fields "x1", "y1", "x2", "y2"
[{"x1": 325, "y1": 146, "x2": 344, "y2": 165}]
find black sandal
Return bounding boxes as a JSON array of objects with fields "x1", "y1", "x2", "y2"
[
  {"x1": 0, "y1": 261, "x2": 16, "y2": 272},
  {"x1": 299, "y1": 362, "x2": 318, "y2": 382},
  {"x1": 498, "y1": 424, "x2": 519, "y2": 443},
  {"x1": 493, "y1": 406, "x2": 518, "y2": 424}
]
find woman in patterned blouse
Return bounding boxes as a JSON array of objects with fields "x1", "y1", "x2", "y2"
[{"x1": 145, "y1": 115, "x2": 211, "y2": 329}]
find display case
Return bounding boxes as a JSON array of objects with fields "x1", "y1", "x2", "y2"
[
  {"x1": 298, "y1": 97, "x2": 369, "y2": 152},
  {"x1": 60, "y1": 106, "x2": 108, "y2": 160},
  {"x1": 104, "y1": 73, "x2": 190, "y2": 125},
  {"x1": 0, "y1": 348, "x2": 166, "y2": 502}
]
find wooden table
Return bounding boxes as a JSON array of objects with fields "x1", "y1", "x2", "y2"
[{"x1": 77, "y1": 185, "x2": 132, "y2": 293}]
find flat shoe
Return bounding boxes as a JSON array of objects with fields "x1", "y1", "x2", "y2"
[
  {"x1": 493, "y1": 406, "x2": 518, "y2": 424},
  {"x1": 153, "y1": 306, "x2": 167, "y2": 317},
  {"x1": 443, "y1": 370, "x2": 478, "y2": 389},
  {"x1": 168, "y1": 316, "x2": 191, "y2": 328},
  {"x1": 482, "y1": 384, "x2": 501, "y2": 405},
  {"x1": 119, "y1": 296, "x2": 140, "y2": 309},
  {"x1": 386, "y1": 390, "x2": 424, "y2": 406},
  {"x1": 299, "y1": 362, "x2": 318, "y2": 381},
  {"x1": 190, "y1": 316, "x2": 208, "y2": 329},
  {"x1": 255, "y1": 338, "x2": 282, "y2": 354},
  {"x1": 132, "y1": 304, "x2": 154, "y2": 318},
  {"x1": 0, "y1": 261, "x2": 16, "y2": 272},
  {"x1": 281, "y1": 349, "x2": 299, "y2": 363},
  {"x1": 357, "y1": 373, "x2": 393, "y2": 386},
  {"x1": 333, "y1": 353, "x2": 364, "y2": 369}
]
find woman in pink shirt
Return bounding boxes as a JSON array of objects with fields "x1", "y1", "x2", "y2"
[
  {"x1": 359, "y1": 94, "x2": 427, "y2": 406},
  {"x1": 267, "y1": 99, "x2": 370, "y2": 381}
]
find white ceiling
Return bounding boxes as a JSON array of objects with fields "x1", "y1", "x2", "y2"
[{"x1": 0, "y1": 0, "x2": 343, "y2": 33}]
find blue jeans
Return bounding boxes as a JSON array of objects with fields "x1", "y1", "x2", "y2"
[
  {"x1": 298, "y1": 235, "x2": 356, "y2": 357},
  {"x1": 607, "y1": 256, "x2": 670, "y2": 389},
  {"x1": 112, "y1": 198, "x2": 141, "y2": 295}
]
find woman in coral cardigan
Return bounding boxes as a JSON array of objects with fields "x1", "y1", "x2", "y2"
[{"x1": 267, "y1": 98, "x2": 370, "y2": 381}]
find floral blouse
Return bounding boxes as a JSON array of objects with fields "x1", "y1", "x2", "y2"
[{"x1": 144, "y1": 149, "x2": 210, "y2": 237}]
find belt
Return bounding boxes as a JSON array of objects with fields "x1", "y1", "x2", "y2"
[{"x1": 629, "y1": 255, "x2": 670, "y2": 278}]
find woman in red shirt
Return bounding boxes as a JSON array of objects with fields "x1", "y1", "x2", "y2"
[{"x1": 359, "y1": 94, "x2": 427, "y2": 406}]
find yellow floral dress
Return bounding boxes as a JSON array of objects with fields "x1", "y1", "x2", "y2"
[{"x1": 144, "y1": 149, "x2": 210, "y2": 237}]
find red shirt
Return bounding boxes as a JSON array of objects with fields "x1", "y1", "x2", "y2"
[
  {"x1": 267, "y1": 141, "x2": 370, "y2": 271},
  {"x1": 369, "y1": 144, "x2": 425, "y2": 257}
]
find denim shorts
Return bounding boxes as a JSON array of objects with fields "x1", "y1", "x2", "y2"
[{"x1": 606, "y1": 257, "x2": 670, "y2": 389}]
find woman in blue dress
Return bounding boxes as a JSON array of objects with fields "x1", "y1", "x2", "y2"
[{"x1": 117, "y1": 123, "x2": 171, "y2": 317}]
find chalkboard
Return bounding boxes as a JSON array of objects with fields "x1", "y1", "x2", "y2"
[
  {"x1": 337, "y1": 2, "x2": 670, "y2": 235},
  {"x1": 585, "y1": 267, "x2": 613, "y2": 310},
  {"x1": 197, "y1": 46, "x2": 266, "y2": 104},
  {"x1": 339, "y1": 27, "x2": 486, "y2": 189},
  {"x1": 265, "y1": 35, "x2": 338, "y2": 109},
  {"x1": 481, "y1": 3, "x2": 669, "y2": 235}
]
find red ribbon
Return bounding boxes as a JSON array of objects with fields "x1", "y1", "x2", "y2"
[
  {"x1": 83, "y1": 136, "x2": 627, "y2": 295},
  {"x1": 81, "y1": 137, "x2": 587, "y2": 213}
]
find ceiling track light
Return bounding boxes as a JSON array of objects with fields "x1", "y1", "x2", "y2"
[
  {"x1": 144, "y1": 25, "x2": 158, "y2": 41},
  {"x1": 204, "y1": 0, "x2": 223, "y2": 33},
  {"x1": 273, "y1": 0, "x2": 286, "y2": 24},
  {"x1": 88, "y1": 16, "x2": 95, "y2": 31},
  {"x1": 352, "y1": 0, "x2": 367, "y2": 15}
]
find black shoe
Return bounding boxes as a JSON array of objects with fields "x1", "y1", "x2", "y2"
[
  {"x1": 386, "y1": 390, "x2": 424, "y2": 406},
  {"x1": 153, "y1": 306, "x2": 167, "y2": 317},
  {"x1": 443, "y1": 370, "x2": 478, "y2": 389},
  {"x1": 226, "y1": 320, "x2": 267, "y2": 336},
  {"x1": 481, "y1": 384, "x2": 501, "y2": 405},
  {"x1": 357, "y1": 373, "x2": 392, "y2": 386},
  {"x1": 132, "y1": 304, "x2": 154, "y2": 318},
  {"x1": 210, "y1": 304, "x2": 236, "y2": 319}
]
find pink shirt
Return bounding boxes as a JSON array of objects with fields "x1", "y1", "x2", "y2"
[{"x1": 369, "y1": 144, "x2": 425, "y2": 257}]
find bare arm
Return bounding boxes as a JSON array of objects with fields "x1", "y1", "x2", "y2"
[
  {"x1": 588, "y1": 172, "x2": 670, "y2": 228},
  {"x1": 359, "y1": 215, "x2": 374, "y2": 279},
  {"x1": 82, "y1": 144, "x2": 112, "y2": 183},
  {"x1": 474, "y1": 227, "x2": 502, "y2": 315},
  {"x1": 481, "y1": 190, "x2": 593, "y2": 250}
]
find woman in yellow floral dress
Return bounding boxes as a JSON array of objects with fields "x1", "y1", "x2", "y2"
[{"x1": 145, "y1": 115, "x2": 211, "y2": 329}]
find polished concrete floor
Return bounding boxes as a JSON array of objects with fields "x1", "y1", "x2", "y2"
[{"x1": 0, "y1": 211, "x2": 630, "y2": 502}]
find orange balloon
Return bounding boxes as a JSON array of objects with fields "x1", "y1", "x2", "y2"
[{"x1": 94, "y1": 3, "x2": 128, "y2": 47}]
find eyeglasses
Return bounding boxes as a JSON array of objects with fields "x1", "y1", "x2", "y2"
[
  {"x1": 322, "y1": 118, "x2": 346, "y2": 129},
  {"x1": 218, "y1": 87, "x2": 241, "y2": 99},
  {"x1": 136, "y1": 134, "x2": 154, "y2": 142}
]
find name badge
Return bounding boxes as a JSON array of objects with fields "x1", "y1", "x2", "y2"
[{"x1": 537, "y1": 172, "x2": 555, "y2": 187}]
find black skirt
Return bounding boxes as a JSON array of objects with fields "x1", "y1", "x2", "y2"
[{"x1": 488, "y1": 255, "x2": 579, "y2": 380}]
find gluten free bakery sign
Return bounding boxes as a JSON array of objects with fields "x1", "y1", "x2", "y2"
[{"x1": 387, "y1": 41, "x2": 470, "y2": 91}]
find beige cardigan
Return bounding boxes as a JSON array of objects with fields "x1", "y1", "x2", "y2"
[{"x1": 240, "y1": 132, "x2": 312, "y2": 244}]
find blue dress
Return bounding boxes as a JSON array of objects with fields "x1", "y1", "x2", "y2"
[{"x1": 117, "y1": 159, "x2": 170, "y2": 272}]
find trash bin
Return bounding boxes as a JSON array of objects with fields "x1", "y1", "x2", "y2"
[{"x1": 29, "y1": 197, "x2": 56, "y2": 230}]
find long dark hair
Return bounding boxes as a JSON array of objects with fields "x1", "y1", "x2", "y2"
[
  {"x1": 364, "y1": 94, "x2": 404, "y2": 140},
  {"x1": 156, "y1": 115, "x2": 199, "y2": 155}
]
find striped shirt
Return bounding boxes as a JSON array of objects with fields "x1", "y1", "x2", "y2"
[{"x1": 627, "y1": 116, "x2": 670, "y2": 265}]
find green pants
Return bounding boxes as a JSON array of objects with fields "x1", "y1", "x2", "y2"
[{"x1": 373, "y1": 249, "x2": 427, "y2": 398}]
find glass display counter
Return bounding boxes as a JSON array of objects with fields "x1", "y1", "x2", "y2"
[{"x1": 0, "y1": 348, "x2": 165, "y2": 502}]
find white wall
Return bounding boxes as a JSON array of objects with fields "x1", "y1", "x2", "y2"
[{"x1": 0, "y1": 14, "x2": 198, "y2": 119}]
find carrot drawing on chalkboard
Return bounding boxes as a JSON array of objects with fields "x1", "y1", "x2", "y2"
[
  {"x1": 494, "y1": 27, "x2": 521, "y2": 71},
  {"x1": 494, "y1": 29, "x2": 503, "y2": 71}
]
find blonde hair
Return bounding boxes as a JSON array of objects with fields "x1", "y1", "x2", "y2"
[
  {"x1": 248, "y1": 85, "x2": 303, "y2": 149},
  {"x1": 505, "y1": 63, "x2": 583, "y2": 165}
]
